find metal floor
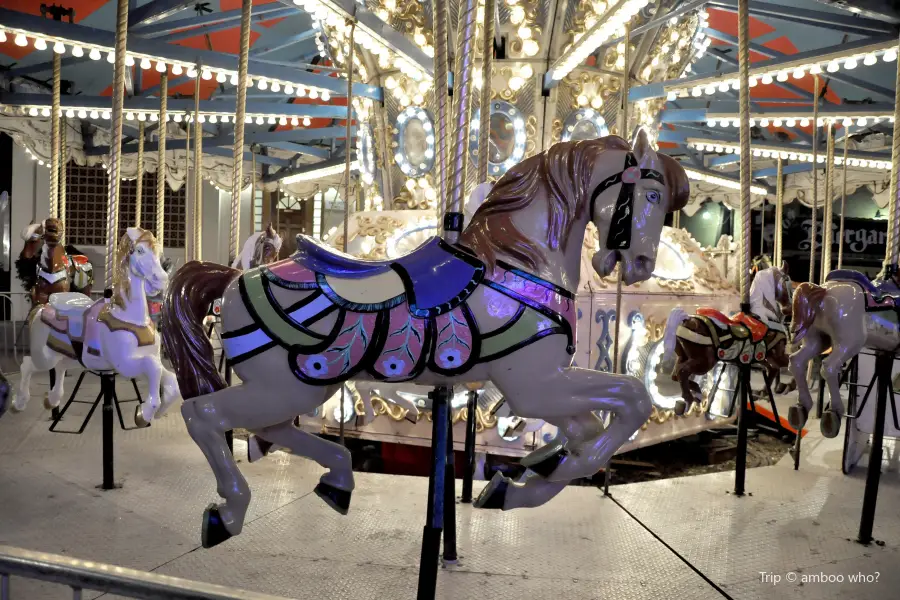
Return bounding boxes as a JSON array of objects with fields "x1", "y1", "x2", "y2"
[{"x1": 0, "y1": 370, "x2": 898, "y2": 600}]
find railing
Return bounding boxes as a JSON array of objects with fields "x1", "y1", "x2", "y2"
[{"x1": 0, "y1": 545, "x2": 294, "y2": 600}]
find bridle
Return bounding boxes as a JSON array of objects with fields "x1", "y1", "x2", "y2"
[{"x1": 589, "y1": 152, "x2": 665, "y2": 251}]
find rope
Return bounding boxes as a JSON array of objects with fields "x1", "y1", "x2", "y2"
[
  {"x1": 738, "y1": 0, "x2": 751, "y2": 307},
  {"x1": 809, "y1": 76, "x2": 820, "y2": 283},
  {"x1": 619, "y1": 24, "x2": 631, "y2": 138},
  {"x1": 184, "y1": 117, "x2": 191, "y2": 264},
  {"x1": 445, "y1": 0, "x2": 478, "y2": 243},
  {"x1": 59, "y1": 116, "x2": 67, "y2": 225},
  {"x1": 759, "y1": 198, "x2": 765, "y2": 257},
  {"x1": 230, "y1": 0, "x2": 252, "y2": 264},
  {"x1": 105, "y1": 0, "x2": 130, "y2": 289},
  {"x1": 156, "y1": 73, "x2": 167, "y2": 244},
  {"x1": 888, "y1": 31, "x2": 900, "y2": 268},
  {"x1": 774, "y1": 158, "x2": 783, "y2": 265},
  {"x1": 135, "y1": 121, "x2": 145, "y2": 228},
  {"x1": 342, "y1": 20, "x2": 356, "y2": 258},
  {"x1": 612, "y1": 23, "x2": 631, "y2": 372},
  {"x1": 432, "y1": 0, "x2": 450, "y2": 229},
  {"x1": 49, "y1": 51, "x2": 60, "y2": 220},
  {"x1": 476, "y1": 0, "x2": 495, "y2": 185},
  {"x1": 821, "y1": 122, "x2": 835, "y2": 279},
  {"x1": 193, "y1": 70, "x2": 203, "y2": 261},
  {"x1": 838, "y1": 135, "x2": 849, "y2": 269}
]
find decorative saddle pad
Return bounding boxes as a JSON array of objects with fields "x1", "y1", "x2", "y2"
[
  {"x1": 224, "y1": 242, "x2": 577, "y2": 385},
  {"x1": 696, "y1": 308, "x2": 767, "y2": 343},
  {"x1": 827, "y1": 270, "x2": 900, "y2": 312},
  {"x1": 680, "y1": 310, "x2": 775, "y2": 365}
]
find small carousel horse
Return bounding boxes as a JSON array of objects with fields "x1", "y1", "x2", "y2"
[
  {"x1": 232, "y1": 224, "x2": 282, "y2": 270},
  {"x1": 12, "y1": 228, "x2": 181, "y2": 426},
  {"x1": 662, "y1": 264, "x2": 793, "y2": 414},
  {"x1": 17, "y1": 218, "x2": 93, "y2": 308},
  {"x1": 789, "y1": 267, "x2": 900, "y2": 438},
  {"x1": 162, "y1": 131, "x2": 689, "y2": 548}
]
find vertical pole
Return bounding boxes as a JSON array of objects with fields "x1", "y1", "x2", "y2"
[
  {"x1": 774, "y1": 158, "x2": 783, "y2": 266},
  {"x1": 461, "y1": 389, "x2": 477, "y2": 503},
  {"x1": 101, "y1": 374, "x2": 115, "y2": 490},
  {"x1": 157, "y1": 73, "x2": 168, "y2": 245},
  {"x1": 838, "y1": 135, "x2": 849, "y2": 269},
  {"x1": 476, "y1": 0, "x2": 495, "y2": 185},
  {"x1": 821, "y1": 122, "x2": 835, "y2": 280},
  {"x1": 1, "y1": 573, "x2": 8, "y2": 600},
  {"x1": 611, "y1": 24, "x2": 630, "y2": 375},
  {"x1": 759, "y1": 200, "x2": 765, "y2": 257},
  {"x1": 192, "y1": 69, "x2": 203, "y2": 261},
  {"x1": 49, "y1": 51, "x2": 60, "y2": 220},
  {"x1": 50, "y1": 369, "x2": 59, "y2": 421},
  {"x1": 809, "y1": 76, "x2": 820, "y2": 284},
  {"x1": 442, "y1": 404, "x2": 457, "y2": 563},
  {"x1": 858, "y1": 352, "x2": 890, "y2": 544},
  {"x1": 432, "y1": 0, "x2": 450, "y2": 230},
  {"x1": 183, "y1": 118, "x2": 191, "y2": 264},
  {"x1": 444, "y1": 0, "x2": 478, "y2": 243},
  {"x1": 59, "y1": 117, "x2": 67, "y2": 224},
  {"x1": 417, "y1": 386, "x2": 449, "y2": 600},
  {"x1": 135, "y1": 122, "x2": 145, "y2": 228},
  {"x1": 886, "y1": 31, "x2": 900, "y2": 268},
  {"x1": 105, "y1": 0, "x2": 130, "y2": 290},
  {"x1": 734, "y1": 363, "x2": 750, "y2": 496},
  {"x1": 231, "y1": 0, "x2": 252, "y2": 265}
]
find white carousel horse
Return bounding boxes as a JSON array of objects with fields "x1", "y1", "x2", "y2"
[
  {"x1": 13, "y1": 228, "x2": 181, "y2": 427},
  {"x1": 789, "y1": 267, "x2": 900, "y2": 438},
  {"x1": 232, "y1": 224, "x2": 283, "y2": 271},
  {"x1": 162, "y1": 131, "x2": 690, "y2": 548}
]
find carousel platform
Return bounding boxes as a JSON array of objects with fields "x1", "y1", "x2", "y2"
[{"x1": 0, "y1": 369, "x2": 898, "y2": 600}]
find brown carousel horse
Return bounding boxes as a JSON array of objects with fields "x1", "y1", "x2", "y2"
[
  {"x1": 17, "y1": 218, "x2": 93, "y2": 309},
  {"x1": 661, "y1": 260, "x2": 793, "y2": 415}
]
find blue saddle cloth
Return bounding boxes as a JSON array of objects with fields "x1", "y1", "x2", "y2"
[
  {"x1": 294, "y1": 235, "x2": 486, "y2": 317},
  {"x1": 826, "y1": 269, "x2": 879, "y2": 294}
]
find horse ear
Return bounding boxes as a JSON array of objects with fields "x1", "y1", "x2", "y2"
[
  {"x1": 781, "y1": 260, "x2": 789, "y2": 276},
  {"x1": 632, "y1": 127, "x2": 652, "y2": 162}
]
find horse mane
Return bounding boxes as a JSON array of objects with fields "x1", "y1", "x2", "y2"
[
  {"x1": 458, "y1": 136, "x2": 690, "y2": 271},
  {"x1": 113, "y1": 228, "x2": 159, "y2": 308}
]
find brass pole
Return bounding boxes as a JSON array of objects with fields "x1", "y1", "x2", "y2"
[
  {"x1": 184, "y1": 116, "x2": 191, "y2": 264},
  {"x1": 738, "y1": 0, "x2": 751, "y2": 307},
  {"x1": 59, "y1": 117, "x2": 67, "y2": 225},
  {"x1": 49, "y1": 51, "x2": 60, "y2": 220},
  {"x1": 342, "y1": 21, "x2": 356, "y2": 256},
  {"x1": 886, "y1": 31, "x2": 900, "y2": 269},
  {"x1": 193, "y1": 69, "x2": 203, "y2": 261},
  {"x1": 432, "y1": 0, "x2": 450, "y2": 228},
  {"x1": 135, "y1": 121, "x2": 145, "y2": 228},
  {"x1": 612, "y1": 24, "x2": 631, "y2": 373},
  {"x1": 156, "y1": 73, "x2": 168, "y2": 244},
  {"x1": 774, "y1": 158, "x2": 783, "y2": 266},
  {"x1": 476, "y1": 0, "x2": 495, "y2": 185},
  {"x1": 230, "y1": 0, "x2": 253, "y2": 264},
  {"x1": 105, "y1": 0, "x2": 130, "y2": 289},
  {"x1": 838, "y1": 136, "x2": 849, "y2": 269},
  {"x1": 809, "y1": 76, "x2": 820, "y2": 283},
  {"x1": 821, "y1": 122, "x2": 835, "y2": 279}
]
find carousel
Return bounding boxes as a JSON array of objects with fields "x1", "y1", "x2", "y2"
[{"x1": 0, "y1": 0, "x2": 899, "y2": 599}]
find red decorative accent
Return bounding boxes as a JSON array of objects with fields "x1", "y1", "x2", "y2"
[
  {"x1": 718, "y1": 349, "x2": 725, "y2": 358},
  {"x1": 70, "y1": 255, "x2": 89, "y2": 265},
  {"x1": 742, "y1": 354, "x2": 749, "y2": 362},
  {"x1": 697, "y1": 308, "x2": 767, "y2": 342},
  {"x1": 621, "y1": 166, "x2": 642, "y2": 184}
]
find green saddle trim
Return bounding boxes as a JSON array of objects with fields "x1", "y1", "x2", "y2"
[
  {"x1": 241, "y1": 270, "x2": 323, "y2": 348},
  {"x1": 480, "y1": 306, "x2": 563, "y2": 361}
]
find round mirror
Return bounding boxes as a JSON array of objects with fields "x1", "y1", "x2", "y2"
[
  {"x1": 561, "y1": 108, "x2": 610, "y2": 143},
  {"x1": 393, "y1": 106, "x2": 436, "y2": 177},
  {"x1": 469, "y1": 100, "x2": 527, "y2": 177}
]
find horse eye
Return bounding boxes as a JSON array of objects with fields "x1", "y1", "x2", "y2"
[{"x1": 646, "y1": 190, "x2": 661, "y2": 204}]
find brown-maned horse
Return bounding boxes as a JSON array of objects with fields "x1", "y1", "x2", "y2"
[{"x1": 17, "y1": 218, "x2": 93, "y2": 308}]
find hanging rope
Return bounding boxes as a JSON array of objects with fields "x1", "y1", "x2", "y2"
[
  {"x1": 230, "y1": 0, "x2": 252, "y2": 264},
  {"x1": 476, "y1": 0, "x2": 495, "y2": 185},
  {"x1": 184, "y1": 116, "x2": 191, "y2": 264},
  {"x1": 809, "y1": 76, "x2": 820, "y2": 283},
  {"x1": 59, "y1": 116, "x2": 67, "y2": 225},
  {"x1": 135, "y1": 121, "x2": 145, "y2": 228},
  {"x1": 192, "y1": 69, "x2": 203, "y2": 261},
  {"x1": 774, "y1": 158, "x2": 783, "y2": 266},
  {"x1": 738, "y1": 0, "x2": 751, "y2": 308},
  {"x1": 612, "y1": 24, "x2": 631, "y2": 373},
  {"x1": 838, "y1": 135, "x2": 849, "y2": 269},
  {"x1": 342, "y1": 21, "x2": 356, "y2": 257},
  {"x1": 105, "y1": 0, "x2": 130, "y2": 289},
  {"x1": 887, "y1": 31, "x2": 900, "y2": 269},
  {"x1": 759, "y1": 199, "x2": 765, "y2": 258},
  {"x1": 156, "y1": 73, "x2": 168, "y2": 244},
  {"x1": 821, "y1": 122, "x2": 835, "y2": 279},
  {"x1": 432, "y1": 0, "x2": 450, "y2": 229},
  {"x1": 49, "y1": 51, "x2": 61, "y2": 220}
]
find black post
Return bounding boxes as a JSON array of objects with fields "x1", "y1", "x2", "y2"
[
  {"x1": 443, "y1": 404, "x2": 457, "y2": 564},
  {"x1": 417, "y1": 385, "x2": 449, "y2": 600},
  {"x1": 857, "y1": 351, "x2": 890, "y2": 544},
  {"x1": 816, "y1": 370, "x2": 825, "y2": 419},
  {"x1": 733, "y1": 363, "x2": 750, "y2": 496},
  {"x1": 461, "y1": 390, "x2": 477, "y2": 503},
  {"x1": 101, "y1": 374, "x2": 115, "y2": 490},
  {"x1": 49, "y1": 369, "x2": 60, "y2": 421},
  {"x1": 224, "y1": 362, "x2": 234, "y2": 455}
]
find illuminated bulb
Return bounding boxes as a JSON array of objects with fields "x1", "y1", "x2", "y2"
[
  {"x1": 172, "y1": 64, "x2": 183, "y2": 75},
  {"x1": 761, "y1": 74, "x2": 773, "y2": 84},
  {"x1": 291, "y1": 117, "x2": 299, "y2": 126},
  {"x1": 255, "y1": 116, "x2": 264, "y2": 125},
  {"x1": 173, "y1": 114, "x2": 182, "y2": 123},
  {"x1": 666, "y1": 91, "x2": 677, "y2": 101},
  {"x1": 303, "y1": 117, "x2": 311, "y2": 126},
  {"x1": 615, "y1": 56, "x2": 625, "y2": 70},
  {"x1": 749, "y1": 119, "x2": 756, "y2": 126},
  {"x1": 864, "y1": 53, "x2": 877, "y2": 66},
  {"x1": 800, "y1": 118, "x2": 810, "y2": 127},
  {"x1": 810, "y1": 64, "x2": 822, "y2": 74},
  {"x1": 844, "y1": 57, "x2": 857, "y2": 70},
  {"x1": 510, "y1": 6, "x2": 525, "y2": 24},
  {"x1": 138, "y1": 112, "x2": 147, "y2": 121},
  {"x1": 126, "y1": 112, "x2": 134, "y2": 121},
  {"x1": 718, "y1": 82, "x2": 729, "y2": 92},
  {"x1": 71, "y1": 44, "x2": 84, "y2": 57},
  {"x1": 285, "y1": 84, "x2": 294, "y2": 95},
  {"x1": 53, "y1": 41, "x2": 65, "y2": 54},
  {"x1": 0, "y1": 31, "x2": 5, "y2": 43},
  {"x1": 760, "y1": 118, "x2": 769, "y2": 127},
  {"x1": 321, "y1": 90, "x2": 331, "y2": 101},
  {"x1": 14, "y1": 34, "x2": 28, "y2": 47},
  {"x1": 786, "y1": 118, "x2": 796, "y2": 127},
  {"x1": 792, "y1": 68, "x2": 805, "y2": 79},
  {"x1": 156, "y1": 60, "x2": 167, "y2": 73},
  {"x1": 279, "y1": 116, "x2": 287, "y2": 126},
  {"x1": 773, "y1": 118, "x2": 783, "y2": 127},
  {"x1": 777, "y1": 71, "x2": 788, "y2": 82},
  {"x1": 309, "y1": 89, "x2": 319, "y2": 99},
  {"x1": 271, "y1": 81, "x2": 281, "y2": 92},
  {"x1": 258, "y1": 79, "x2": 268, "y2": 90},
  {"x1": 41, "y1": 108, "x2": 50, "y2": 117},
  {"x1": 405, "y1": 179, "x2": 416, "y2": 192},
  {"x1": 885, "y1": 49, "x2": 898, "y2": 62},
  {"x1": 509, "y1": 76, "x2": 525, "y2": 91},
  {"x1": 705, "y1": 84, "x2": 716, "y2": 95},
  {"x1": 201, "y1": 69, "x2": 212, "y2": 80},
  {"x1": 230, "y1": 73, "x2": 239, "y2": 85},
  {"x1": 187, "y1": 66, "x2": 197, "y2": 78},
  {"x1": 65, "y1": 109, "x2": 75, "y2": 118},
  {"x1": 518, "y1": 27, "x2": 531, "y2": 39},
  {"x1": 857, "y1": 117, "x2": 867, "y2": 126},
  {"x1": 590, "y1": 96, "x2": 603, "y2": 109},
  {"x1": 34, "y1": 37, "x2": 47, "y2": 51},
  {"x1": 843, "y1": 117, "x2": 852, "y2": 127},
  {"x1": 90, "y1": 110, "x2": 99, "y2": 119},
  {"x1": 141, "y1": 57, "x2": 152, "y2": 70},
  {"x1": 749, "y1": 77, "x2": 758, "y2": 87},
  {"x1": 826, "y1": 60, "x2": 839, "y2": 72},
  {"x1": 691, "y1": 87, "x2": 701, "y2": 97},
  {"x1": 106, "y1": 51, "x2": 115, "y2": 63},
  {"x1": 577, "y1": 94, "x2": 588, "y2": 106},
  {"x1": 522, "y1": 40, "x2": 539, "y2": 56},
  {"x1": 216, "y1": 72, "x2": 226, "y2": 83},
  {"x1": 126, "y1": 55, "x2": 135, "y2": 66}
]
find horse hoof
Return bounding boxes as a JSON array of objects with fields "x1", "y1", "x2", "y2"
[
  {"x1": 821, "y1": 410, "x2": 842, "y2": 439},
  {"x1": 134, "y1": 405, "x2": 151, "y2": 428},
  {"x1": 674, "y1": 400, "x2": 687, "y2": 416},
  {"x1": 773, "y1": 383, "x2": 786, "y2": 395},
  {"x1": 43, "y1": 394, "x2": 58, "y2": 411},
  {"x1": 314, "y1": 482, "x2": 351, "y2": 515},
  {"x1": 520, "y1": 440, "x2": 568, "y2": 478},
  {"x1": 201, "y1": 504, "x2": 232, "y2": 549},
  {"x1": 474, "y1": 473, "x2": 509, "y2": 510},
  {"x1": 247, "y1": 436, "x2": 274, "y2": 463},
  {"x1": 788, "y1": 405, "x2": 808, "y2": 430}
]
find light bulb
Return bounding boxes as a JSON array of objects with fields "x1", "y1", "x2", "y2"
[
  {"x1": 138, "y1": 112, "x2": 147, "y2": 121},
  {"x1": 71, "y1": 44, "x2": 84, "y2": 57},
  {"x1": 267, "y1": 116, "x2": 276, "y2": 125},
  {"x1": 773, "y1": 118, "x2": 783, "y2": 127},
  {"x1": 761, "y1": 74, "x2": 773, "y2": 84},
  {"x1": 844, "y1": 58, "x2": 857, "y2": 70},
  {"x1": 173, "y1": 114, "x2": 182, "y2": 123},
  {"x1": 141, "y1": 57, "x2": 152, "y2": 70},
  {"x1": 90, "y1": 110, "x2": 99, "y2": 119},
  {"x1": 33, "y1": 37, "x2": 47, "y2": 51},
  {"x1": 172, "y1": 64, "x2": 183, "y2": 75},
  {"x1": 321, "y1": 90, "x2": 331, "y2": 101},
  {"x1": 590, "y1": 97, "x2": 602, "y2": 109},
  {"x1": 885, "y1": 49, "x2": 898, "y2": 62},
  {"x1": 826, "y1": 60, "x2": 839, "y2": 72},
  {"x1": 291, "y1": 117, "x2": 299, "y2": 126},
  {"x1": 857, "y1": 118, "x2": 868, "y2": 126},
  {"x1": 197, "y1": 115, "x2": 205, "y2": 123},
  {"x1": 156, "y1": 60, "x2": 167, "y2": 73},
  {"x1": 66, "y1": 109, "x2": 75, "y2": 118},
  {"x1": 255, "y1": 116, "x2": 264, "y2": 125},
  {"x1": 230, "y1": 73, "x2": 239, "y2": 85},
  {"x1": 760, "y1": 118, "x2": 769, "y2": 127},
  {"x1": 749, "y1": 77, "x2": 758, "y2": 87},
  {"x1": 41, "y1": 107, "x2": 50, "y2": 117},
  {"x1": 309, "y1": 89, "x2": 319, "y2": 99},
  {"x1": 792, "y1": 68, "x2": 805, "y2": 79},
  {"x1": 303, "y1": 117, "x2": 311, "y2": 126},
  {"x1": 216, "y1": 71, "x2": 226, "y2": 83},
  {"x1": 187, "y1": 66, "x2": 197, "y2": 78},
  {"x1": 843, "y1": 117, "x2": 852, "y2": 127},
  {"x1": 271, "y1": 81, "x2": 281, "y2": 92},
  {"x1": 810, "y1": 64, "x2": 822, "y2": 74},
  {"x1": 126, "y1": 112, "x2": 134, "y2": 120},
  {"x1": 126, "y1": 55, "x2": 135, "y2": 66},
  {"x1": 201, "y1": 69, "x2": 212, "y2": 80},
  {"x1": 53, "y1": 41, "x2": 65, "y2": 54},
  {"x1": 285, "y1": 84, "x2": 294, "y2": 94},
  {"x1": 718, "y1": 82, "x2": 729, "y2": 92},
  {"x1": 258, "y1": 79, "x2": 268, "y2": 90},
  {"x1": 705, "y1": 84, "x2": 716, "y2": 95},
  {"x1": 707, "y1": 119, "x2": 718, "y2": 127},
  {"x1": 107, "y1": 51, "x2": 115, "y2": 63},
  {"x1": 0, "y1": 31, "x2": 5, "y2": 43},
  {"x1": 800, "y1": 118, "x2": 810, "y2": 127},
  {"x1": 777, "y1": 71, "x2": 788, "y2": 82},
  {"x1": 786, "y1": 118, "x2": 796, "y2": 127},
  {"x1": 279, "y1": 116, "x2": 287, "y2": 126},
  {"x1": 864, "y1": 53, "x2": 877, "y2": 66},
  {"x1": 14, "y1": 34, "x2": 28, "y2": 47}
]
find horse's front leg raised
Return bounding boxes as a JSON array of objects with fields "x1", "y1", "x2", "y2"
[
  {"x1": 109, "y1": 351, "x2": 162, "y2": 427},
  {"x1": 788, "y1": 331, "x2": 825, "y2": 430},
  {"x1": 820, "y1": 338, "x2": 864, "y2": 438}
]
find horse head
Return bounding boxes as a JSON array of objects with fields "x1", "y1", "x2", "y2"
[
  {"x1": 251, "y1": 224, "x2": 282, "y2": 267},
  {"x1": 114, "y1": 227, "x2": 168, "y2": 305}
]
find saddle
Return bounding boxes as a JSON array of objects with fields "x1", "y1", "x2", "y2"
[
  {"x1": 696, "y1": 308, "x2": 767, "y2": 343},
  {"x1": 826, "y1": 269, "x2": 899, "y2": 312}
]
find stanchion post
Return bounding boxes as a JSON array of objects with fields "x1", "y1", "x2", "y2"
[
  {"x1": 49, "y1": 369, "x2": 60, "y2": 421},
  {"x1": 461, "y1": 390, "x2": 477, "y2": 503},
  {"x1": 417, "y1": 385, "x2": 449, "y2": 600},
  {"x1": 734, "y1": 363, "x2": 750, "y2": 496},
  {"x1": 224, "y1": 363, "x2": 234, "y2": 455},
  {"x1": 857, "y1": 352, "x2": 890, "y2": 544},
  {"x1": 442, "y1": 403, "x2": 457, "y2": 563},
  {"x1": 101, "y1": 374, "x2": 115, "y2": 490}
]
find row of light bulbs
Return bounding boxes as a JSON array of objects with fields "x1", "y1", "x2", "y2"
[
  {"x1": 0, "y1": 28, "x2": 334, "y2": 98},
  {"x1": 666, "y1": 46, "x2": 898, "y2": 101},
  {"x1": 687, "y1": 141, "x2": 890, "y2": 170},
  {"x1": 706, "y1": 115, "x2": 895, "y2": 128},
  {"x1": 684, "y1": 166, "x2": 768, "y2": 196},
  {"x1": 549, "y1": 0, "x2": 651, "y2": 82},
  {"x1": 10, "y1": 105, "x2": 316, "y2": 127}
]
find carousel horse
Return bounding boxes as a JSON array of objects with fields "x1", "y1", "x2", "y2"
[
  {"x1": 662, "y1": 264, "x2": 793, "y2": 415},
  {"x1": 232, "y1": 224, "x2": 283, "y2": 271},
  {"x1": 788, "y1": 266, "x2": 900, "y2": 438},
  {"x1": 16, "y1": 219, "x2": 93, "y2": 308},
  {"x1": 161, "y1": 131, "x2": 689, "y2": 548},
  {"x1": 12, "y1": 228, "x2": 181, "y2": 426}
]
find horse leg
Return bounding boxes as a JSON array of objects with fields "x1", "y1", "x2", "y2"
[
  {"x1": 15, "y1": 317, "x2": 58, "y2": 412},
  {"x1": 181, "y1": 380, "x2": 333, "y2": 547},
  {"x1": 112, "y1": 354, "x2": 162, "y2": 427},
  {"x1": 155, "y1": 364, "x2": 182, "y2": 418},
  {"x1": 820, "y1": 338, "x2": 863, "y2": 438},
  {"x1": 788, "y1": 331, "x2": 824, "y2": 430},
  {"x1": 45, "y1": 359, "x2": 79, "y2": 409},
  {"x1": 251, "y1": 418, "x2": 354, "y2": 514}
]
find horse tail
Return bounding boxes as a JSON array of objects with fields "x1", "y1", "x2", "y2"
[
  {"x1": 662, "y1": 306, "x2": 689, "y2": 355},
  {"x1": 790, "y1": 282, "x2": 827, "y2": 343},
  {"x1": 161, "y1": 261, "x2": 240, "y2": 400}
]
